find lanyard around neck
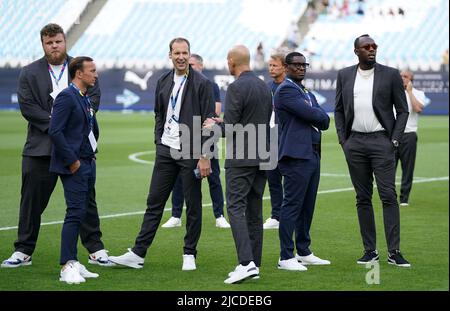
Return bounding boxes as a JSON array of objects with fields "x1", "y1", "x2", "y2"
[
  {"x1": 48, "y1": 59, "x2": 67, "y2": 86},
  {"x1": 70, "y1": 83, "x2": 93, "y2": 129},
  {"x1": 170, "y1": 73, "x2": 188, "y2": 122}
]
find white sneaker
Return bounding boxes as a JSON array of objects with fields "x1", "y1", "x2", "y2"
[
  {"x1": 228, "y1": 266, "x2": 260, "y2": 279},
  {"x1": 182, "y1": 254, "x2": 196, "y2": 271},
  {"x1": 215, "y1": 216, "x2": 231, "y2": 228},
  {"x1": 224, "y1": 261, "x2": 259, "y2": 284},
  {"x1": 74, "y1": 261, "x2": 99, "y2": 278},
  {"x1": 109, "y1": 248, "x2": 144, "y2": 269},
  {"x1": 1, "y1": 251, "x2": 32, "y2": 268},
  {"x1": 400, "y1": 202, "x2": 409, "y2": 207},
  {"x1": 162, "y1": 217, "x2": 182, "y2": 228},
  {"x1": 295, "y1": 253, "x2": 331, "y2": 265},
  {"x1": 278, "y1": 258, "x2": 308, "y2": 271},
  {"x1": 60, "y1": 261, "x2": 86, "y2": 284},
  {"x1": 88, "y1": 249, "x2": 116, "y2": 266},
  {"x1": 263, "y1": 217, "x2": 279, "y2": 229}
]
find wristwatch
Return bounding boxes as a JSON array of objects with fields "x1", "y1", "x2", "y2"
[{"x1": 392, "y1": 139, "x2": 399, "y2": 148}]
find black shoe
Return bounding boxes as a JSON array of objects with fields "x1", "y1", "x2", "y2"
[
  {"x1": 388, "y1": 250, "x2": 411, "y2": 267},
  {"x1": 357, "y1": 250, "x2": 379, "y2": 264}
]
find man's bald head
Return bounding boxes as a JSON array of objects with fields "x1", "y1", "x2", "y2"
[
  {"x1": 228, "y1": 45, "x2": 250, "y2": 66},
  {"x1": 227, "y1": 45, "x2": 251, "y2": 77}
]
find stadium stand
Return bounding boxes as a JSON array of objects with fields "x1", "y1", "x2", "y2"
[
  {"x1": 0, "y1": 0, "x2": 90, "y2": 68},
  {"x1": 299, "y1": 0, "x2": 449, "y2": 71},
  {"x1": 69, "y1": 0, "x2": 307, "y2": 69}
]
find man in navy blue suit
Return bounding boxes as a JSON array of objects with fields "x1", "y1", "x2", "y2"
[
  {"x1": 49, "y1": 57, "x2": 100, "y2": 284},
  {"x1": 274, "y1": 52, "x2": 331, "y2": 271}
]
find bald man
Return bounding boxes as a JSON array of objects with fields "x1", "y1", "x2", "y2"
[{"x1": 205, "y1": 45, "x2": 272, "y2": 283}]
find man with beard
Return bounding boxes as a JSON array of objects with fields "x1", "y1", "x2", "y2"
[
  {"x1": 1, "y1": 23, "x2": 113, "y2": 268},
  {"x1": 334, "y1": 34, "x2": 411, "y2": 267}
]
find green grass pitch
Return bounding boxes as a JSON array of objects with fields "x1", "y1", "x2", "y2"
[{"x1": 0, "y1": 111, "x2": 448, "y2": 291}]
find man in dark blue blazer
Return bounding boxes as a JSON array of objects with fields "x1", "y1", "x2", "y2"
[
  {"x1": 49, "y1": 57, "x2": 100, "y2": 284},
  {"x1": 274, "y1": 52, "x2": 331, "y2": 271},
  {"x1": 2, "y1": 23, "x2": 112, "y2": 270}
]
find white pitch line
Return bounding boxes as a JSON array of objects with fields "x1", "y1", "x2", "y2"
[
  {"x1": 128, "y1": 150, "x2": 155, "y2": 165},
  {"x1": 128, "y1": 150, "x2": 435, "y2": 179},
  {"x1": 0, "y1": 176, "x2": 447, "y2": 232}
]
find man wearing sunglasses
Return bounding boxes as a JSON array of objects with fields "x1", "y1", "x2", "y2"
[
  {"x1": 273, "y1": 52, "x2": 330, "y2": 271},
  {"x1": 335, "y1": 34, "x2": 411, "y2": 267}
]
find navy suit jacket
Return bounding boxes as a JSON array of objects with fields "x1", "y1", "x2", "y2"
[
  {"x1": 49, "y1": 86, "x2": 99, "y2": 175},
  {"x1": 274, "y1": 79, "x2": 330, "y2": 161}
]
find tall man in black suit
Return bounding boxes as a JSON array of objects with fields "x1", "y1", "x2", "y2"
[
  {"x1": 1, "y1": 24, "x2": 112, "y2": 269},
  {"x1": 335, "y1": 34, "x2": 411, "y2": 267},
  {"x1": 109, "y1": 38, "x2": 215, "y2": 271},
  {"x1": 205, "y1": 45, "x2": 272, "y2": 284}
]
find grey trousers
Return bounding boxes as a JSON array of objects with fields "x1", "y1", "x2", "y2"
[
  {"x1": 343, "y1": 131, "x2": 400, "y2": 252},
  {"x1": 225, "y1": 166, "x2": 266, "y2": 267}
]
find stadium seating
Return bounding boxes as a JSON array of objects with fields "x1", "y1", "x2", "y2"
[
  {"x1": 0, "y1": 0, "x2": 90, "y2": 67},
  {"x1": 69, "y1": 0, "x2": 307, "y2": 69},
  {"x1": 299, "y1": 0, "x2": 449, "y2": 71}
]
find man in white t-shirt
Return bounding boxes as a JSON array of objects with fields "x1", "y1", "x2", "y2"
[{"x1": 396, "y1": 70, "x2": 427, "y2": 206}]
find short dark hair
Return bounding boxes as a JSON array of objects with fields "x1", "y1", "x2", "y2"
[
  {"x1": 285, "y1": 51, "x2": 304, "y2": 64},
  {"x1": 169, "y1": 37, "x2": 190, "y2": 52},
  {"x1": 190, "y1": 53, "x2": 203, "y2": 64},
  {"x1": 40, "y1": 23, "x2": 65, "y2": 42},
  {"x1": 69, "y1": 56, "x2": 93, "y2": 79},
  {"x1": 354, "y1": 34, "x2": 370, "y2": 49}
]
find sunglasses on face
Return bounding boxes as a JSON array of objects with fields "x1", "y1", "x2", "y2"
[
  {"x1": 287, "y1": 62, "x2": 310, "y2": 69},
  {"x1": 359, "y1": 43, "x2": 378, "y2": 51}
]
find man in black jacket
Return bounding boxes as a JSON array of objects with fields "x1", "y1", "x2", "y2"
[
  {"x1": 1, "y1": 23, "x2": 112, "y2": 268},
  {"x1": 335, "y1": 34, "x2": 410, "y2": 267},
  {"x1": 205, "y1": 45, "x2": 272, "y2": 283},
  {"x1": 109, "y1": 38, "x2": 215, "y2": 271}
]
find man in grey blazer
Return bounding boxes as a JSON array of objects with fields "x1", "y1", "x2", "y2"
[
  {"x1": 205, "y1": 45, "x2": 272, "y2": 283},
  {"x1": 1, "y1": 23, "x2": 113, "y2": 268},
  {"x1": 334, "y1": 34, "x2": 411, "y2": 267}
]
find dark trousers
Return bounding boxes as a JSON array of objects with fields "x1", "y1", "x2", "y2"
[
  {"x1": 395, "y1": 132, "x2": 418, "y2": 203},
  {"x1": 266, "y1": 166, "x2": 283, "y2": 220},
  {"x1": 343, "y1": 131, "x2": 400, "y2": 252},
  {"x1": 14, "y1": 156, "x2": 104, "y2": 256},
  {"x1": 132, "y1": 145, "x2": 202, "y2": 257},
  {"x1": 171, "y1": 157, "x2": 224, "y2": 218},
  {"x1": 225, "y1": 166, "x2": 266, "y2": 267},
  {"x1": 278, "y1": 154, "x2": 320, "y2": 260},
  {"x1": 59, "y1": 159, "x2": 96, "y2": 264}
]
